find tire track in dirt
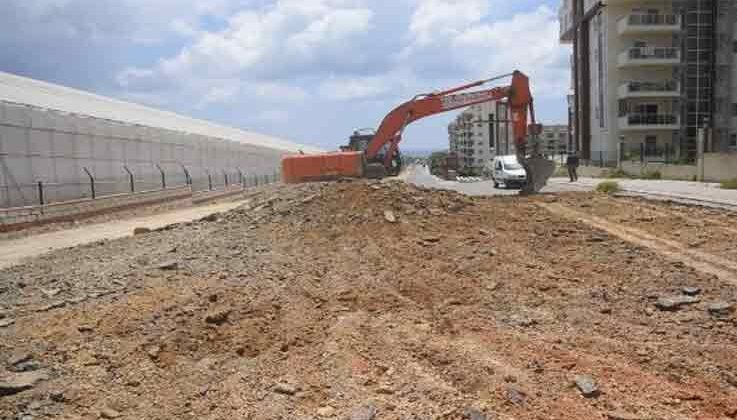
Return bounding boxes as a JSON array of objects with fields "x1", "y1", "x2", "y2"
[
  {"x1": 593, "y1": 197, "x2": 737, "y2": 236},
  {"x1": 540, "y1": 202, "x2": 737, "y2": 284}
]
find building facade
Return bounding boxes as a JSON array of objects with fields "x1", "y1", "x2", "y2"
[
  {"x1": 447, "y1": 100, "x2": 513, "y2": 174},
  {"x1": 560, "y1": 0, "x2": 737, "y2": 166},
  {"x1": 540, "y1": 124, "x2": 571, "y2": 157}
]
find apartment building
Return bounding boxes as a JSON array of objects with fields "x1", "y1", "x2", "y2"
[
  {"x1": 447, "y1": 100, "x2": 512, "y2": 174},
  {"x1": 540, "y1": 124, "x2": 571, "y2": 157},
  {"x1": 560, "y1": 0, "x2": 737, "y2": 165}
]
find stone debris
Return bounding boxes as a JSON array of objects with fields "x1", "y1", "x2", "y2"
[
  {"x1": 100, "y1": 407, "x2": 122, "y2": 419},
  {"x1": 606, "y1": 411, "x2": 643, "y2": 420},
  {"x1": 156, "y1": 260, "x2": 179, "y2": 271},
  {"x1": 317, "y1": 406, "x2": 336, "y2": 417},
  {"x1": 273, "y1": 383, "x2": 298, "y2": 396},
  {"x1": 574, "y1": 375, "x2": 600, "y2": 398},
  {"x1": 204, "y1": 308, "x2": 231, "y2": 325},
  {"x1": 707, "y1": 302, "x2": 734, "y2": 318},
  {"x1": 463, "y1": 408, "x2": 490, "y2": 420},
  {"x1": 681, "y1": 287, "x2": 702, "y2": 296},
  {"x1": 655, "y1": 295, "x2": 700, "y2": 311},
  {"x1": 0, "y1": 371, "x2": 49, "y2": 397},
  {"x1": 133, "y1": 227, "x2": 151, "y2": 235},
  {"x1": 383, "y1": 210, "x2": 397, "y2": 223},
  {"x1": 350, "y1": 404, "x2": 377, "y2": 420}
]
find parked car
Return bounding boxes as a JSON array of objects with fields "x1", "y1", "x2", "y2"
[{"x1": 491, "y1": 155, "x2": 527, "y2": 189}]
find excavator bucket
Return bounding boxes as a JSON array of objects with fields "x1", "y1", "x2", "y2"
[{"x1": 519, "y1": 156, "x2": 555, "y2": 195}]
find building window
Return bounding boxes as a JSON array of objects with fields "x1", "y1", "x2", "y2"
[
  {"x1": 730, "y1": 134, "x2": 737, "y2": 148},
  {"x1": 732, "y1": 103, "x2": 737, "y2": 116},
  {"x1": 733, "y1": 41, "x2": 737, "y2": 53}
]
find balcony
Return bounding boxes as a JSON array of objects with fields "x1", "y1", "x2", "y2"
[
  {"x1": 617, "y1": 13, "x2": 681, "y2": 36},
  {"x1": 618, "y1": 47, "x2": 680, "y2": 68},
  {"x1": 619, "y1": 113, "x2": 680, "y2": 131},
  {"x1": 618, "y1": 81, "x2": 680, "y2": 99}
]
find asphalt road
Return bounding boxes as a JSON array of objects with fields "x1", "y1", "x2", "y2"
[
  {"x1": 401, "y1": 165, "x2": 588, "y2": 196},
  {"x1": 402, "y1": 165, "x2": 737, "y2": 211}
]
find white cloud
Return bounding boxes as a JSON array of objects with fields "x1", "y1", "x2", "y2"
[
  {"x1": 319, "y1": 76, "x2": 389, "y2": 101},
  {"x1": 118, "y1": 0, "x2": 374, "y2": 88},
  {"x1": 451, "y1": 6, "x2": 570, "y2": 96},
  {"x1": 255, "y1": 109, "x2": 290, "y2": 123},
  {"x1": 402, "y1": 4, "x2": 570, "y2": 99},
  {"x1": 252, "y1": 82, "x2": 309, "y2": 103},
  {"x1": 408, "y1": 0, "x2": 489, "y2": 46}
]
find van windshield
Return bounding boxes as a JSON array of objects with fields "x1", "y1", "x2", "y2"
[{"x1": 503, "y1": 160, "x2": 523, "y2": 170}]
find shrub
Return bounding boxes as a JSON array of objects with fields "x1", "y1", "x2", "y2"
[
  {"x1": 721, "y1": 179, "x2": 737, "y2": 190},
  {"x1": 596, "y1": 181, "x2": 620, "y2": 194},
  {"x1": 606, "y1": 168, "x2": 629, "y2": 179},
  {"x1": 641, "y1": 170, "x2": 662, "y2": 180},
  {"x1": 553, "y1": 166, "x2": 569, "y2": 178}
]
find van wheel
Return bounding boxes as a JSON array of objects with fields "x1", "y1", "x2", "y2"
[{"x1": 493, "y1": 180, "x2": 499, "y2": 189}]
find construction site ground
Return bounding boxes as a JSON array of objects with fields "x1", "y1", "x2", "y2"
[{"x1": 1, "y1": 178, "x2": 737, "y2": 420}]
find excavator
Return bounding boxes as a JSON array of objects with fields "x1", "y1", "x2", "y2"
[{"x1": 281, "y1": 70, "x2": 555, "y2": 194}]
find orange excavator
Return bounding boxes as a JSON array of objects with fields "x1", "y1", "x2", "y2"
[{"x1": 282, "y1": 71, "x2": 555, "y2": 194}]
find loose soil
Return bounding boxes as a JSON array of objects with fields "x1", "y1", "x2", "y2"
[{"x1": 1, "y1": 180, "x2": 736, "y2": 420}]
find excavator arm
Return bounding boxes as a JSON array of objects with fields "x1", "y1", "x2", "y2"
[
  {"x1": 365, "y1": 71, "x2": 531, "y2": 166},
  {"x1": 362, "y1": 71, "x2": 552, "y2": 193}
]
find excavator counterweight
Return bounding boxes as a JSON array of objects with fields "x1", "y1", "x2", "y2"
[{"x1": 281, "y1": 71, "x2": 554, "y2": 193}]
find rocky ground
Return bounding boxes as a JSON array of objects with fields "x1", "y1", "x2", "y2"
[{"x1": 1, "y1": 179, "x2": 736, "y2": 420}]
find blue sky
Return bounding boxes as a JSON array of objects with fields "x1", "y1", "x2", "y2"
[{"x1": 0, "y1": 0, "x2": 570, "y2": 152}]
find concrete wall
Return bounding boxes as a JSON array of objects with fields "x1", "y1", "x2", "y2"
[
  {"x1": 704, "y1": 152, "x2": 737, "y2": 181},
  {"x1": 0, "y1": 101, "x2": 286, "y2": 207},
  {"x1": 604, "y1": 152, "x2": 737, "y2": 181},
  {"x1": 621, "y1": 161, "x2": 696, "y2": 180}
]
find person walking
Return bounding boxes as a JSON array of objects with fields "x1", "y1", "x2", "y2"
[{"x1": 566, "y1": 153, "x2": 580, "y2": 182}]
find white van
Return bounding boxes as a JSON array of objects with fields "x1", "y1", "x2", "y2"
[{"x1": 491, "y1": 155, "x2": 527, "y2": 189}]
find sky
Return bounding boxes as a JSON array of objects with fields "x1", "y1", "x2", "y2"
[{"x1": 0, "y1": 0, "x2": 570, "y2": 152}]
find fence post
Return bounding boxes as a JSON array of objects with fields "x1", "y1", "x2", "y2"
[
  {"x1": 237, "y1": 168, "x2": 244, "y2": 187},
  {"x1": 156, "y1": 164, "x2": 166, "y2": 189},
  {"x1": 207, "y1": 171, "x2": 213, "y2": 191},
  {"x1": 223, "y1": 170, "x2": 229, "y2": 187},
  {"x1": 123, "y1": 165, "x2": 135, "y2": 193},
  {"x1": 640, "y1": 143, "x2": 645, "y2": 164},
  {"x1": 255, "y1": 175, "x2": 260, "y2": 187},
  {"x1": 180, "y1": 164, "x2": 191, "y2": 186},
  {"x1": 37, "y1": 181, "x2": 44, "y2": 206},
  {"x1": 83, "y1": 167, "x2": 96, "y2": 199}
]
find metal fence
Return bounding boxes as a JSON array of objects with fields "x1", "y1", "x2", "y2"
[
  {"x1": 0, "y1": 101, "x2": 286, "y2": 208},
  {"x1": 24, "y1": 167, "x2": 281, "y2": 207}
]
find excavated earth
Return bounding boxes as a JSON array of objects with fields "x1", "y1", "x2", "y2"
[{"x1": 1, "y1": 180, "x2": 736, "y2": 420}]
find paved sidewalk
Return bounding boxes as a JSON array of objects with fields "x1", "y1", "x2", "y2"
[
  {"x1": 404, "y1": 166, "x2": 737, "y2": 209},
  {"x1": 573, "y1": 178, "x2": 737, "y2": 209}
]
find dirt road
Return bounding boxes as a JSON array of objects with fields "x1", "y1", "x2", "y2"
[
  {"x1": 1, "y1": 181, "x2": 736, "y2": 419},
  {"x1": 0, "y1": 199, "x2": 249, "y2": 270}
]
